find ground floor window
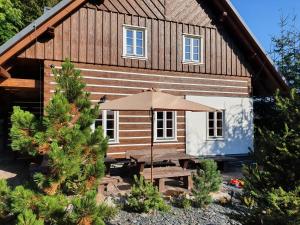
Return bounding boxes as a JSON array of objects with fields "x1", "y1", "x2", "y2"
[
  {"x1": 208, "y1": 111, "x2": 224, "y2": 139},
  {"x1": 154, "y1": 111, "x2": 177, "y2": 141},
  {"x1": 93, "y1": 110, "x2": 119, "y2": 144}
]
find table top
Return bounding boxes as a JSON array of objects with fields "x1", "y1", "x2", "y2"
[{"x1": 130, "y1": 152, "x2": 197, "y2": 164}]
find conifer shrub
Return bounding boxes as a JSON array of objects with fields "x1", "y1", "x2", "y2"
[
  {"x1": 172, "y1": 194, "x2": 192, "y2": 209},
  {"x1": 192, "y1": 159, "x2": 222, "y2": 208},
  {"x1": 242, "y1": 89, "x2": 300, "y2": 225},
  {"x1": 0, "y1": 59, "x2": 115, "y2": 225},
  {"x1": 126, "y1": 176, "x2": 170, "y2": 213}
]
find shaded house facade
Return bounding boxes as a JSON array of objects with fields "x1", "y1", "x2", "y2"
[{"x1": 0, "y1": 0, "x2": 287, "y2": 158}]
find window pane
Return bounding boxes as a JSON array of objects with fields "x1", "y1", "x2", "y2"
[
  {"x1": 166, "y1": 112, "x2": 173, "y2": 120},
  {"x1": 193, "y1": 38, "x2": 199, "y2": 47},
  {"x1": 209, "y1": 121, "x2": 214, "y2": 128},
  {"x1": 209, "y1": 112, "x2": 214, "y2": 120},
  {"x1": 166, "y1": 129, "x2": 173, "y2": 138},
  {"x1": 217, "y1": 121, "x2": 223, "y2": 128},
  {"x1": 157, "y1": 129, "x2": 164, "y2": 138},
  {"x1": 127, "y1": 37, "x2": 133, "y2": 46},
  {"x1": 217, "y1": 112, "x2": 223, "y2": 120},
  {"x1": 193, "y1": 53, "x2": 199, "y2": 61},
  {"x1": 209, "y1": 129, "x2": 214, "y2": 137},
  {"x1": 185, "y1": 53, "x2": 191, "y2": 60},
  {"x1": 126, "y1": 30, "x2": 133, "y2": 39},
  {"x1": 157, "y1": 120, "x2": 163, "y2": 129},
  {"x1": 185, "y1": 45, "x2": 191, "y2": 53},
  {"x1": 127, "y1": 46, "x2": 134, "y2": 55},
  {"x1": 107, "y1": 130, "x2": 114, "y2": 139},
  {"x1": 136, "y1": 47, "x2": 143, "y2": 56},
  {"x1": 167, "y1": 120, "x2": 173, "y2": 129},
  {"x1": 136, "y1": 39, "x2": 143, "y2": 47},
  {"x1": 136, "y1": 31, "x2": 143, "y2": 40},
  {"x1": 185, "y1": 38, "x2": 191, "y2": 45},
  {"x1": 107, "y1": 121, "x2": 114, "y2": 129},
  {"x1": 217, "y1": 129, "x2": 223, "y2": 137},
  {"x1": 157, "y1": 112, "x2": 163, "y2": 119}
]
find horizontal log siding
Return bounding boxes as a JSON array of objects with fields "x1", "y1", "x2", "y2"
[
  {"x1": 20, "y1": 7, "x2": 252, "y2": 78},
  {"x1": 44, "y1": 61, "x2": 251, "y2": 158}
]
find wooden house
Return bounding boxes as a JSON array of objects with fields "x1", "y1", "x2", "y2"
[{"x1": 0, "y1": 0, "x2": 288, "y2": 158}]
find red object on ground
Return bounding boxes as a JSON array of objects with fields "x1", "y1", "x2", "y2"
[{"x1": 229, "y1": 179, "x2": 244, "y2": 188}]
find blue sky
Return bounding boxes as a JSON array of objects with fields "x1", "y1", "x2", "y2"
[{"x1": 231, "y1": 0, "x2": 300, "y2": 53}]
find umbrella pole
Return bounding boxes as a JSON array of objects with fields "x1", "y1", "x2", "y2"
[{"x1": 150, "y1": 109, "x2": 154, "y2": 183}]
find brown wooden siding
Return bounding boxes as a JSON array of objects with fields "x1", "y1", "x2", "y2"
[
  {"x1": 19, "y1": 5, "x2": 252, "y2": 78},
  {"x1": 44, "y1": 60, "x2": 251, "y2": 158}
]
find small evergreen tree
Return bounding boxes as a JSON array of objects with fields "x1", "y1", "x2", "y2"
[
  {"x1": 243, "y1": 89, "x2": 300, "y2": 225},
  {"x1": 0, "y1": 59, "x2": 112, "y2": 225},
  {"x1": 269, "y1": 15, "x2": 300, "y2": 90},
  {"x1": 126, "y1": 176, "x2": 170, "y2": 213},
  {"x1": 192, "y1": 159, "x2": 222, "y2": 208}
]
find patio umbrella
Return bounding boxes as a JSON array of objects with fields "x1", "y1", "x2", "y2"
[{"x1": 100, "y1": 88, "x2": 218, "y2": 182}]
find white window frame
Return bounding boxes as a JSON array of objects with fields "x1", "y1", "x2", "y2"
[
  {"x1": 183, "y1": 34, "x2": 204, "y2": 64},
  {"x1": 123, "y1": 24, "x2": 147, "y2": 60},
  {"x1": 207, "y1": 111, "x2": 225, "y2": 140},
  {"x1": 154, "y1": 111, "x2": 177, "y2": 142},
  {"x1": 92, "y1": 110, "x2": 119, "y2": 144}
]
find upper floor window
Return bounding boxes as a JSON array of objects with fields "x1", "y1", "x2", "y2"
[
  {"x1": 208, "y1": 111, "x2": 224, "y2": 139},
  {"x1": 154, "y1": 111, "x2": 177, "y2": 142},
  {"x1": 183, "y1": 34, "x2": 203, "y2": 64},
  {"x1": 123, "y1": 25, "x2": 147, "y2": 59},
  {"x1": 93, "y1": 110, "x2": 119, "y2": 144}
]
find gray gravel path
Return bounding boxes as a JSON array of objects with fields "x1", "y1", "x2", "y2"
[{"x1": 107, "y1": 203, "x2": 241, "y2": 225}]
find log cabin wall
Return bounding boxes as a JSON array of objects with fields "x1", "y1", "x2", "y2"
[
  {"x1": 16, "y1": 0, "x2": 254, "y2": 158},
  {"x1": 44, "y1": 61, "x2": 251, "y2": 158}
]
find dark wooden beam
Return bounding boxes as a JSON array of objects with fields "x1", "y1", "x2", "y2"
[
  {"x1": 0, "y1": 66, "x2": 11, "y2": 79},
  {"x1": 0, "y1": 78, "x2": 40, "y2": 89}
]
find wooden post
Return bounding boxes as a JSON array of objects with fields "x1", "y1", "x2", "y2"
[{"x1": 150, "y1": 108, "x2": 154, "y2": 183}]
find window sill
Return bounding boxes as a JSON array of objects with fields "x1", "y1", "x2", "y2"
[
  {"x1": 108, "y1": 141, "x2": 120, "y2": 145},
  {"x1": 154, "y1": 138, "x2": 178, "y2": 143},
  {"x1": 122, "y1": 55, "x2": 148, "y2": 60},
  {"x1": 206, "y1": 137, "x2": 225, "y2": 141},
  {"x1": 182, "y1": 61, "x2": 204, "y2": 66}
]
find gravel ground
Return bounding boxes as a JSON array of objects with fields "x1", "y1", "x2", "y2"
[{"x1": 107, "y1": 203, "x2": 242, "y2": 225}]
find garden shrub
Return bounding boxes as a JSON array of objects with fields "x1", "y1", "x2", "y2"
[
  {"x1": 126, "y1": 176, "x2": 170, "y2": 213},
  {"x1": 172, "y1": 194, "x2": 191, "y2": 209},
  {"x1": 192, "y1": 159, "x2": 222, "y2": 208}
]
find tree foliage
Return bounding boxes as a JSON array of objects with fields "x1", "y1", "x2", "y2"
[
  {"x1": 0, "y1": 59, "x2": 113, "y2": 225},
  {"x1": 192, "y1": 159, "x2": 222, "y2": 208},
  {"x1": 126, "y1": 176, "x2": 170, "y2": 213},
  {"x1": 243, "y1": 89, "x2": 300, "y2": 225},
  {"x1": 13, "y1": 0, "x2": 61, "y2": 28},
  {"x1": 270, "y1": 15, "x2": 300, "y2": 90},
  {"x1": 0, "y1": 0, "x2": 23, "y2": 45}
]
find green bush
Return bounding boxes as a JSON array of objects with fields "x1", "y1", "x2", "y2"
[
  {"x1": 192, "y1": 159, "x2": 222, "y2": 208},
  {"x1": 17, "y1": 210, "x2": 44, "y2": 225},
  {"x1": 0, "y1": 179, "x2": 11, "y2": 219},
  {"x1": 172, "y1": 194, "x2": 191, "y2": 209},
  {"x1": 126, "y1": 176, "x2": 170, "y2": 213}
]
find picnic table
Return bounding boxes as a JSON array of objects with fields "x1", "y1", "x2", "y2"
[
  {"x1": 127, "y1": 149, "x2": 197, "y2": 192},
  {"x1": 130, "y1": 151, "x2": 196, "y2": 173}
]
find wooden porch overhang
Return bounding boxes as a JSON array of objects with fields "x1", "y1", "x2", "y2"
[{"x1": 0, "y1": 78, "x2": 40, "y2": 90}]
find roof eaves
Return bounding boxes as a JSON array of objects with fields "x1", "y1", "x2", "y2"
[
  {"x1": 0, "y1": 0, "x2": 72, "y2": 56},
  {"x1": 225, "y1": 0, "x2": 288, "y2": 88}
]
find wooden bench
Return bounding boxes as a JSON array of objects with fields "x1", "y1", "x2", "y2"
[
  {"x1": 141, "y1": 167, "x2": 193, "y2": 192},
  {"x1": 98, "y1": 176, "x2": 121, "y2": 194}
]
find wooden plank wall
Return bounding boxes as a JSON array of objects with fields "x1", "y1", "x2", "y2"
[
  {"x1": 19, "y1": 4, "x2": 252, "y2": 78},
  {"x1": 44, "y1": 60, "x2": 251, "y2": 158}
]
